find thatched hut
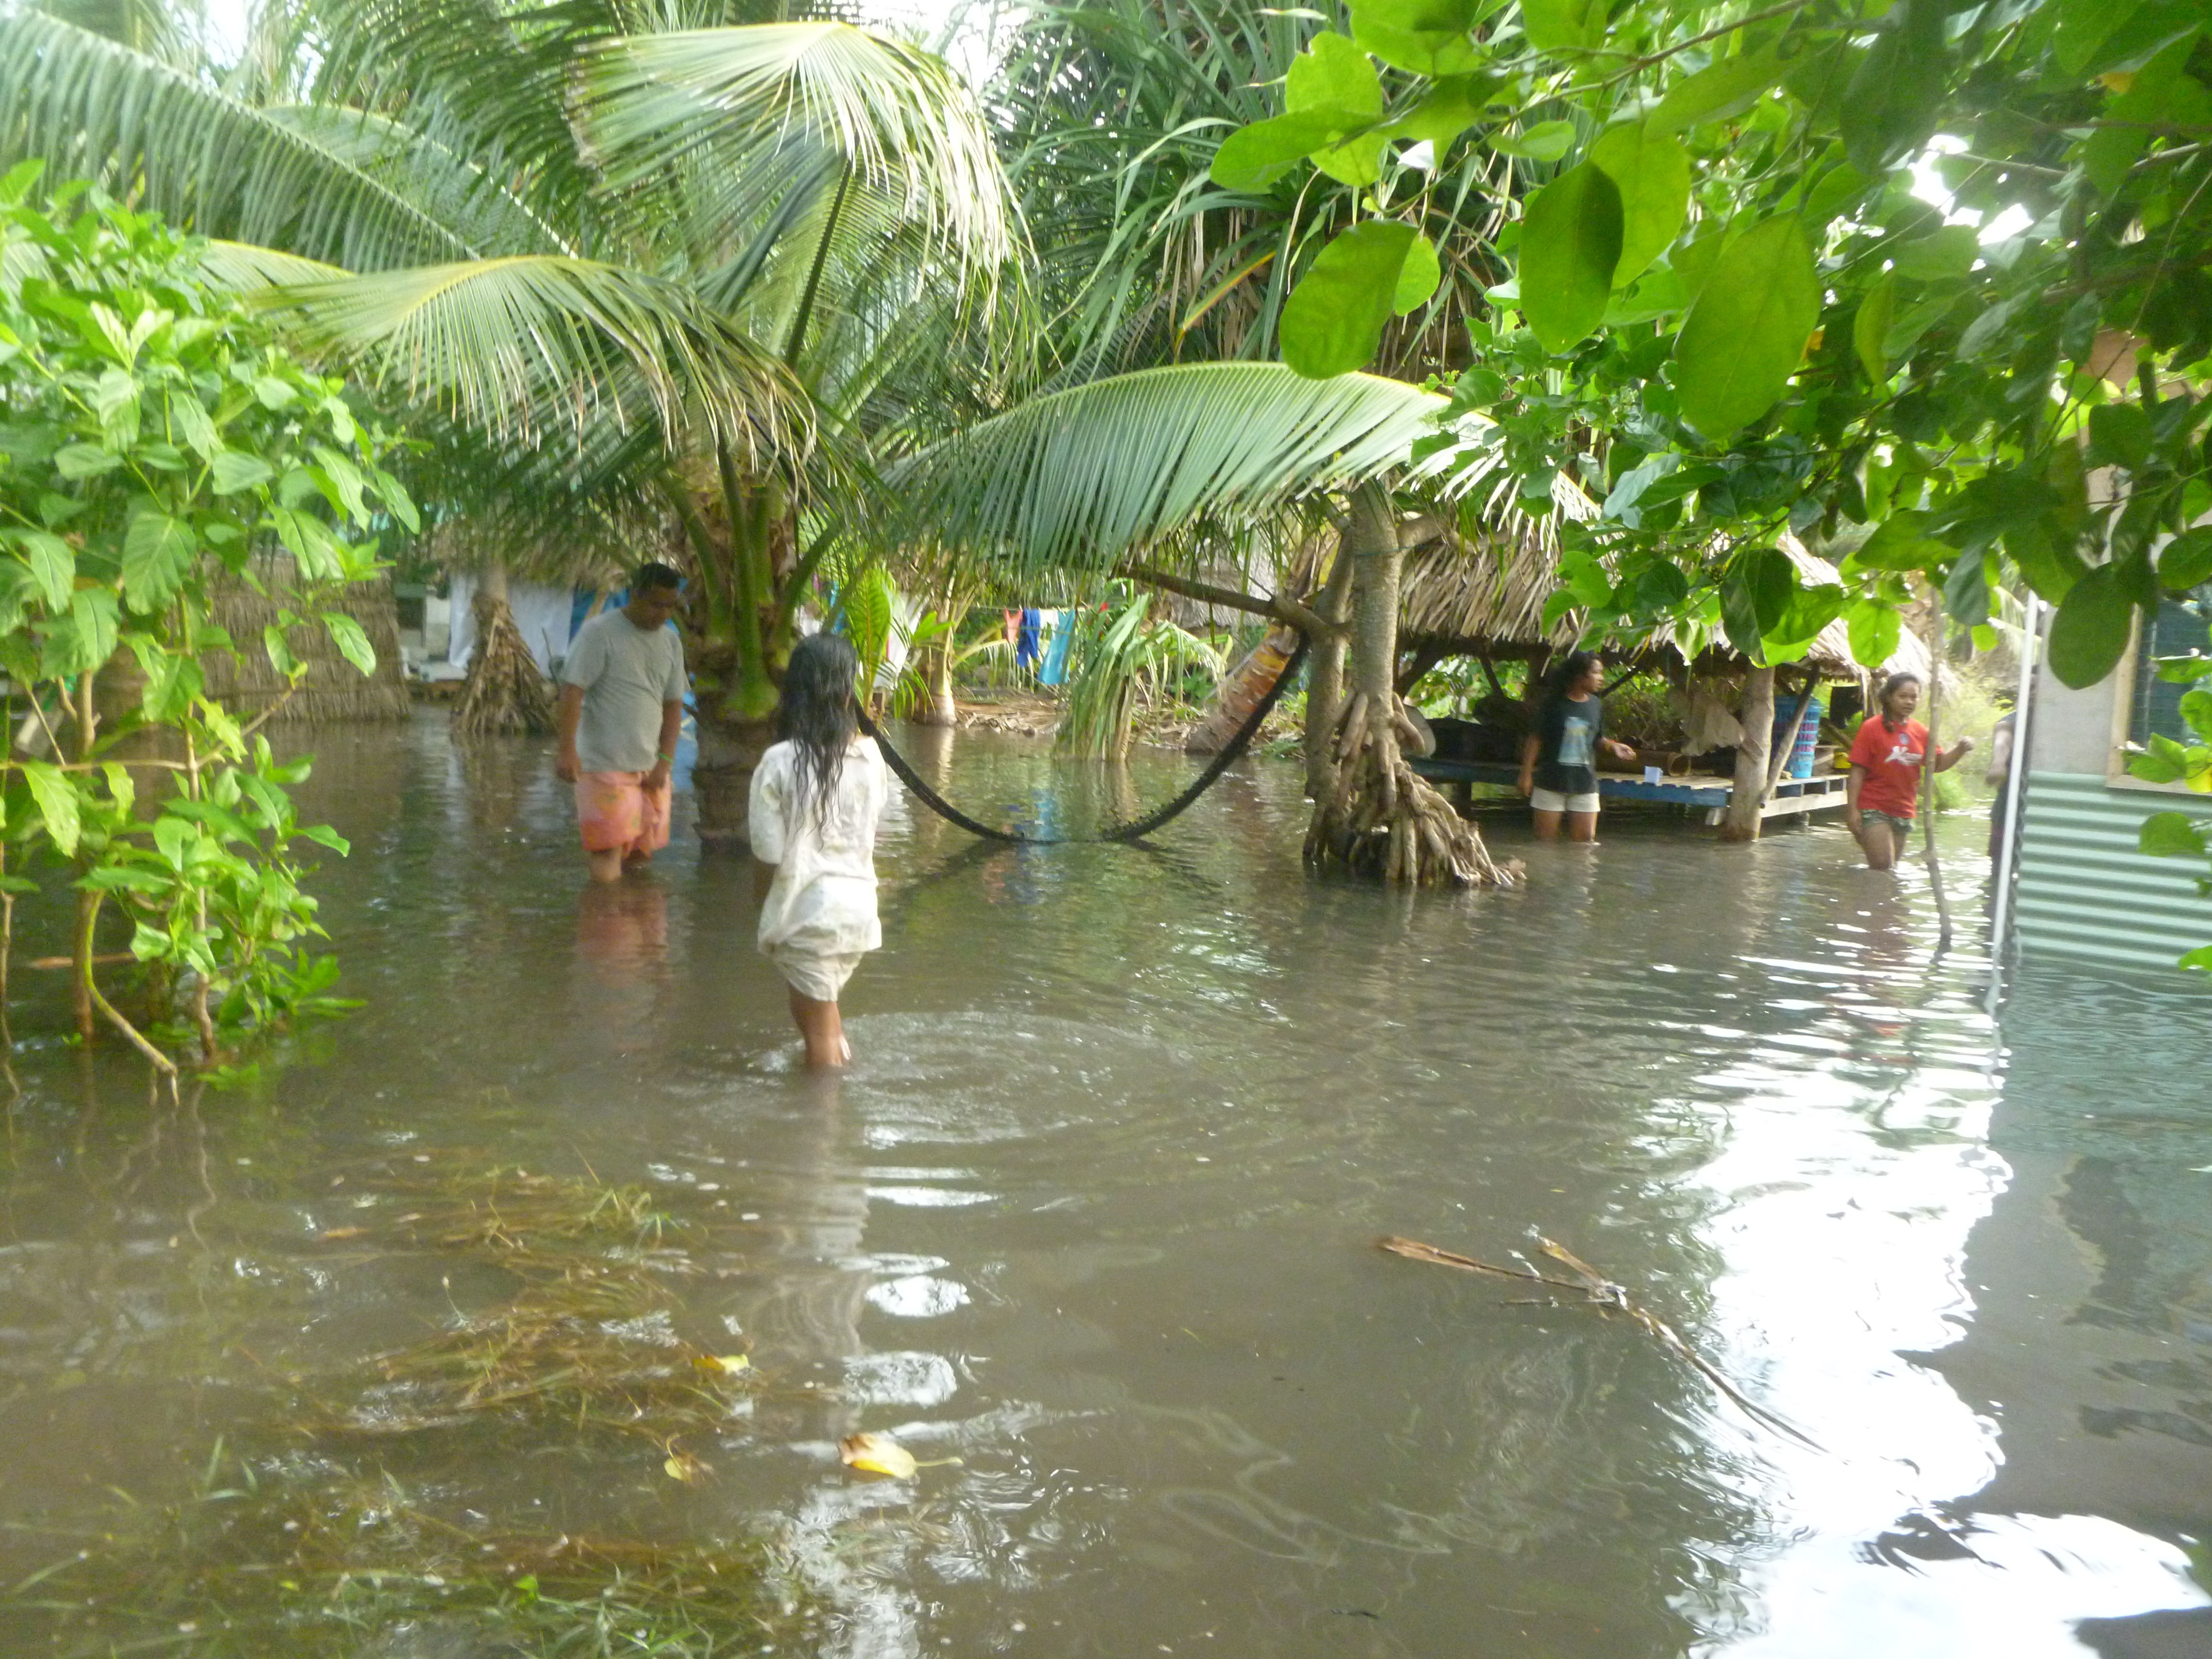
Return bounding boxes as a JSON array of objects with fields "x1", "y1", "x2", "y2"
[{"x1": 200, "y1": 554, "x2": 411, "y2": 722}]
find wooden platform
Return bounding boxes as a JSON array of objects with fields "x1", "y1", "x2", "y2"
[{"x1": 1409, "y1": 758, "x2": 1850, "y2": 825}]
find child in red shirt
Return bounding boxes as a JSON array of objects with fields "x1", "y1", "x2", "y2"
[{"x1": 1845, "y1": 671, "x2": 1975, "y2": 870}]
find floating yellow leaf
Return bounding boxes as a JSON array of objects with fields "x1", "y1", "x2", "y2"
[
  {"x1": 318, "y1": 1226, "x2": 368, "y2": 1240},
  {"x1": 838, "y1": 1432, "x2": 917, "y2": 1479},
  {"x1": 691, "y1": 1353, "x2": 751, "y2": 1375},
  {"x1": 662, "y1": 1450, "x2": 709, "y2": 1484}
]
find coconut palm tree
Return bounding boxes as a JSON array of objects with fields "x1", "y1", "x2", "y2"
[{"x1": 1, "y1": 0, "x2": 1500, "y2": 877}]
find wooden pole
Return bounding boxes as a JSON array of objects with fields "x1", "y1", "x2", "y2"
[{"x1": 1920, "y1": 615, "x2": 1953, "y2": 952}]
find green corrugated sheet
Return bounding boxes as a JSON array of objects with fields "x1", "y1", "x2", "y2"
[{"x1": 2015, "y1": 771, "x2": 2212, "y2": 974}]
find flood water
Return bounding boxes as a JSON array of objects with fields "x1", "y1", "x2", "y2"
[{"x1": 2, "y1": 712, "x2": 2208, "y2": 1658}]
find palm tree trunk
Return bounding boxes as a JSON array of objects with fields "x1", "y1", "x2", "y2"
[
  {"x1": 687, "y1": 469, "x2": 789, "y2": 846},
  {"x1": 1301, "y1": 540, "x2": 1354, "y2": 800},
  {"x1": 454, "y1": 561, "x2": 554, "y2": 737},
  {"x1": 1304, "y1": 486, "x2": 1513, "y2": 887},
  {"x1": 1187, "y1": 626, "x2": 1298, "y2": 755},
  {"x1": 913, "y1": 641, "x2": 959, "y2": 728},
  {"x1": 1719, "y1": 665, "x2": 1775, "y2": 842}
]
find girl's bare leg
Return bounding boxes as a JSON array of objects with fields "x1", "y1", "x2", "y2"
[
  {"x1": 1855, "y1": 818, "x2": 1897, "y2": 870},
  {"x1": 1565, "y1": 810, "x2": 1599, "y2": 844},
  {"x1": 1531, "y1": 807, "x2": 1563, "y2": 841},
  {"x1": 788, "y1": 988, "x2": 846, "y2": 1069}
]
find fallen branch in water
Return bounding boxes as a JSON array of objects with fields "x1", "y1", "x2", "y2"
[{"x1": 1377, "y1": 1234, "x2": 1821, "y2": 1449}]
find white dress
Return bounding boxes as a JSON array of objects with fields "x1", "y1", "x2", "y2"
[{"x1": 748, "y1": 736, "x2": 887, "y2": 1000}]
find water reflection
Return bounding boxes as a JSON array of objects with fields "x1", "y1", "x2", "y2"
[{"x1": 0, "y1": 714, "x2": 2202, "y2": 1659}]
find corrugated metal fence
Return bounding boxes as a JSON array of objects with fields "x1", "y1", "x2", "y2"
[{"x1": 2015, "y1": 771, "x2": 2212, "y2": 974}]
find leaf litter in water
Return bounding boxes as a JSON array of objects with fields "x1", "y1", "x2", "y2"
[{"x1": 838, "y1": 1432, "x2": 962, "y2": 1480}]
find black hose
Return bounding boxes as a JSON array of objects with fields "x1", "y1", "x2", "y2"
[{"x1": 856, "y1": 637, "x2": 1308, "y2": 847}]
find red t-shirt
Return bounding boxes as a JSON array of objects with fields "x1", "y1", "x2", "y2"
[{"x1": 1849, "y1": 715, "x2": 1928, "y2": 818}]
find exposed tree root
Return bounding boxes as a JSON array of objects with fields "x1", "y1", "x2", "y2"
[
  {"x1": 454, "y1": 589, "x2": 554, "y2": 737},
  {"x1": 1303, "y1": 691, "x2": 1518, "y2": 887}
]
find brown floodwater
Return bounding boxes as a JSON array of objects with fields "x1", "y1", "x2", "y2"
[{"x1": 0, "y1": 711, "x2": 2207, "y2": 1658}]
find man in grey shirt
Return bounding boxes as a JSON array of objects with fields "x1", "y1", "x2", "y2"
[{"x1": 555, "y1": 562, "x2": 687, "y2": 882}]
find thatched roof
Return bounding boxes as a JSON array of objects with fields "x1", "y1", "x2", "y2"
[{"x1": 1396, "y1": 527, "x2": 1928, "y2": 683}]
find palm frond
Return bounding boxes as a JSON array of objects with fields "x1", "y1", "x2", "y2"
[
  {"x1": 578, "y1": 22, "x2": 1017, "y2": 274},
  {"x1": 258, "y1": 255, "x2": 813, "y2": 465},
  {"x1": 194, "y1": 238, "x2": 350, "y2": 293},
  {"x1": 895, "y1": 362, "x2": 1443, "y2": 574},
  {"x1": 0, "y1": 11, "x2": 481, "y2": 268}
]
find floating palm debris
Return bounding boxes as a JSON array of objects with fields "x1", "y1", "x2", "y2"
[{"x1": 1378, "y1": 1234, "x2": 1821, "y2": 1448}]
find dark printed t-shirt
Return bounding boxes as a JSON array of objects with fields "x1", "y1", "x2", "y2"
[
  {"x1": 1536, "y1": 694, "x2": 1604, "y2": 795},
  {"x1": 1848, "y1": 714, "x2": 1928, "y2": 819}
]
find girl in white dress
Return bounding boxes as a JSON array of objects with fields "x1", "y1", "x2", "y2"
[{"x1": 748, "y1": 633, "x2": 888, "y2": 1067}]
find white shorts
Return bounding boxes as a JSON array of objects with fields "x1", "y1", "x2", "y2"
[
  {"x1": 1530, "y1": 786, "x2": 1600, "y2": 815},
  {"x1": 764, "y1": 940, "x2": 866, "y2": 1002}
]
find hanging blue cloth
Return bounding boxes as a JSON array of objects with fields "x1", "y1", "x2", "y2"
[
  {"x1": 1040, "y1": 610, "x2": 1075, "y2": 687},
  {"x1": 1016, "y1": 606, "x2": 1042, "y2": 671}
]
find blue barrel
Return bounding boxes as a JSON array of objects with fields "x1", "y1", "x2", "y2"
[{"x1": 1771, "y1": 692, "x2": 1823, "y2": 780}]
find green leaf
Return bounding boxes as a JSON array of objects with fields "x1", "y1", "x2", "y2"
[
  {"x1": 209, "y1": 450, "x2": 276, "y2": 495},
  {"x1": 1848, "y1": 597, "x2": 1903, "y2": 669},
  {"x1": 298, "y1": 824, "x2": 351, "y2": 856},
  {"x1": 321, "y1": 611, "x2": 377, "y2": 676},
  {"x1": 1648, "y1": 47, "x2": 1788, "y2": 135},
  {"x1": 1841, "y1": 0, "x2": 1948, "y2": 175},
  {"x1": 1393, "y1": 234, "x2": 1443, "y2": 314},
  {"x1": 1851, "y1": 511, "x2": 1945, "y2": 573},
  {"x1": 7, "y1": 527, "x2": 75, "y2": 611},
  {"x1": 1764, "y1": 584, "x2": 1846, "y2": 660},
  {"x1": 2047, "y1": 563, "x2": 2137, "y2": 688},
  {"x1": 54, "y1": 442, "x2": 121, "y2": 480},
  {"x1": 1350, "y1": 0, "x2": 1484, "y2": 76},
  {"x1": 1490, "y1": 120, "x2": 1576, "y2": 161},
  {"x1": 1854, "y1": 270, "x2": 1897, "y2": 384},
  {"x1": 140, "y1": 652, "x2": 204, "y2": 723},
  {"x1": 1392, "y1": 75, "x2": 1502, "y2": 149},
  {"x1": 121, "y1": 507, "x2": 195, "y2": 613},
  {"x1": 1943, "y1": 547, "x2": 1992, "y2": 627},
  {"x1": 1671, "y1": 216, "x2": 1819, "y2": 439},
  {"x1": 1738, "y1": 545, "x2": 1797, "y2": 636},
  {"x1": 2087, "y1": 403, "x2": 2154, "y2": 471},
  {"x1": 1286, "y1": 33, "x2": 1386, "y2": 187},
  {"x1": 2159, "y1": 528, "x2": 2212, "y2": 591},
  {"x1": 1519, "y1": 161, "x2": 1623, "y2": 355},
  {"x1": 170, "y1": 396, "x2": 220, "y2": 462},
  {"x1": 1890, "y1": 224, "x2": 1980, "y2": 282},
  {"x1": 2139, "y1": 810, "x2": 2207, "y2": 859},
  {"x1": 1587, "y1": 124, "x2": 1689, "y2": 287},
  {"x1": 2179, "y1": 944, "x2": 2212, "y2": 974},
  {"x1": 2081, "y1": 41, "x2": 2211, "y2": 198},
  {"x1": 1520, "y1": 0, "x2": 1607, "y2": 54},
  {"x1": 20, "y1": 761, "x2": 80, "y2": 857},
  {"x1": 46, "y1": 589, "x2": 120, "y2": 678},
  {"x1": 1213, "y1": 111, "x2": 1362, "y2": 191},
  {"x1": 2056, "y1": 0, "x2": 2143, "y2": 76},
  {"x1": 1280, "y1": 223, "x2": 1419, "y2": 378}
]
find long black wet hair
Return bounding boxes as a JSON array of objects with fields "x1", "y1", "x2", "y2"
[
  {"x1": 780, "y1": 631, "x2": 860, "y2": 828},
  {"x1": 1877, "y1": 671, "x2": 1922, "y2": 726}
]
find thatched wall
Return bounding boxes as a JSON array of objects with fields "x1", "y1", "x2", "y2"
[{"x1": 200, "y1": 555, "x2": 411, "y2": 723}]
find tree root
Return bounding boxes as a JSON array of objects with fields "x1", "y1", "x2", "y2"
[
  {"x1": 1303, "y1": 691, "x2": 1518, "y2": 887},
  {"x1": 454, "y1": 593, "x2": 554, "y2": 738}
]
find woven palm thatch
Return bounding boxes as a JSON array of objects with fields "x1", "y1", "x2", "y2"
[
  {"x1": 203, "y1": 558, "x2": 410, "y2": 722},
  {"x1": 1396, "y1": 529, "x2": 1928, "y2": 684}
]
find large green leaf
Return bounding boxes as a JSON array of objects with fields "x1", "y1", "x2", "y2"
[
  {"x1": 893, "y1": 363, "x2": 1443, "y2": 572},
  {"x1": 1280, "y1": 222, "x2": 1419, "y2": 377},
  {"x1": 1841, "y1": 0, "x2": 1949, "y2": 176},
  {"x1": 1394, "y1": 234, "x2": 1443, "y2": 314},
  {"x1": 1671, "y1": 215, "x2": 1818, "y2": 439},
  {"x1": 1853, "y1": 270, "x2": 1897, "y2": 383},
  {"x1": 1587, "y1": 124, "x2": 1689, "y2": 287},
  {"x1": 1520, "y1": 0, "x2": 1607, "y2": 53},
  {"x1": 1351, "y1": 0, "x2": 1485, "y2": 76},
  {"x1": 1648, "y1": 47, "x2": 1788, "y2": 135},
  {"x1": 1847, "y1": 598, "x2": 1903, "y2": 669},
  {"x1": 2046, "y1": 564, "x2": 2137, "y2": 688},
  {"x1": 1212, "y1": 110, "x2": 1372, "y2": 192},
  {"x1": 1519, "y1": 162, "x2": 1622, "y2": 355},
  {"x1": 2140, "y1": 811, "x2": 2208, "y2": 859},
  {"x1": 20, "y1": 762, "x2": 80, "y2": 858},
  {"x1": 1286, "y1": 33, "x2": 1387, "y2": 186},
  {"x1": 121, "y1": 507, "x2": 194, "y2": 613}
]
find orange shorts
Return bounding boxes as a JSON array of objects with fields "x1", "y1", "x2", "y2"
[{"x1": 574, "y1": 770, "x2": 671, "y2": 856}]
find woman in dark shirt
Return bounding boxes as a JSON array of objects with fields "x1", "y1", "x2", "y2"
[{"x1": 1518, "y1": 651, "x2": 1634, "y2": 842}]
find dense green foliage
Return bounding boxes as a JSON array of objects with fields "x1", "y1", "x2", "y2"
[
  {"x1": 0, "y1": 170, "x2": 409, "y2": 1061},
  {"x1": 1221, "y1": 0, "x2": 2212, "y2": 680}
]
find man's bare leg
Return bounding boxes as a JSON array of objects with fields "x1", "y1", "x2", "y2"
[{"x1": 788, "y1": 988, "x2": 846, "y2": 1069}]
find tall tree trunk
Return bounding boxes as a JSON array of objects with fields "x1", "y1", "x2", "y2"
[
  {"x1": 1719, "y1": 664, "x2": 1776, "y2": 842},
  {"x1": 1303, "y1": 486, "x2": 1515, "y2": 887},
  {"x1": 454, "y1": 559, "x2": 554, "y2": 737},
  {"x1": 1302, "y1": 539, "x2": 1354, "y2": 801},
  {"x1": 912, "y1": 641, "x2": 959, "y2": 728},
  {"x1": 1187, "y1": 625, "x2": 1298, "y2": 756},
  {"x1": 686, "y1": 466, "x2": 790, "y2": 847}
]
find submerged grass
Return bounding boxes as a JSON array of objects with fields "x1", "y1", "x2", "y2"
[{"x1": 4, "y1": 1157, "x2": 821, "y2": 1658}]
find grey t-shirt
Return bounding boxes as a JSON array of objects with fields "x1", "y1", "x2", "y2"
[{"x1": 560, "y1": 608, "x2": 686, "y2": 774}]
